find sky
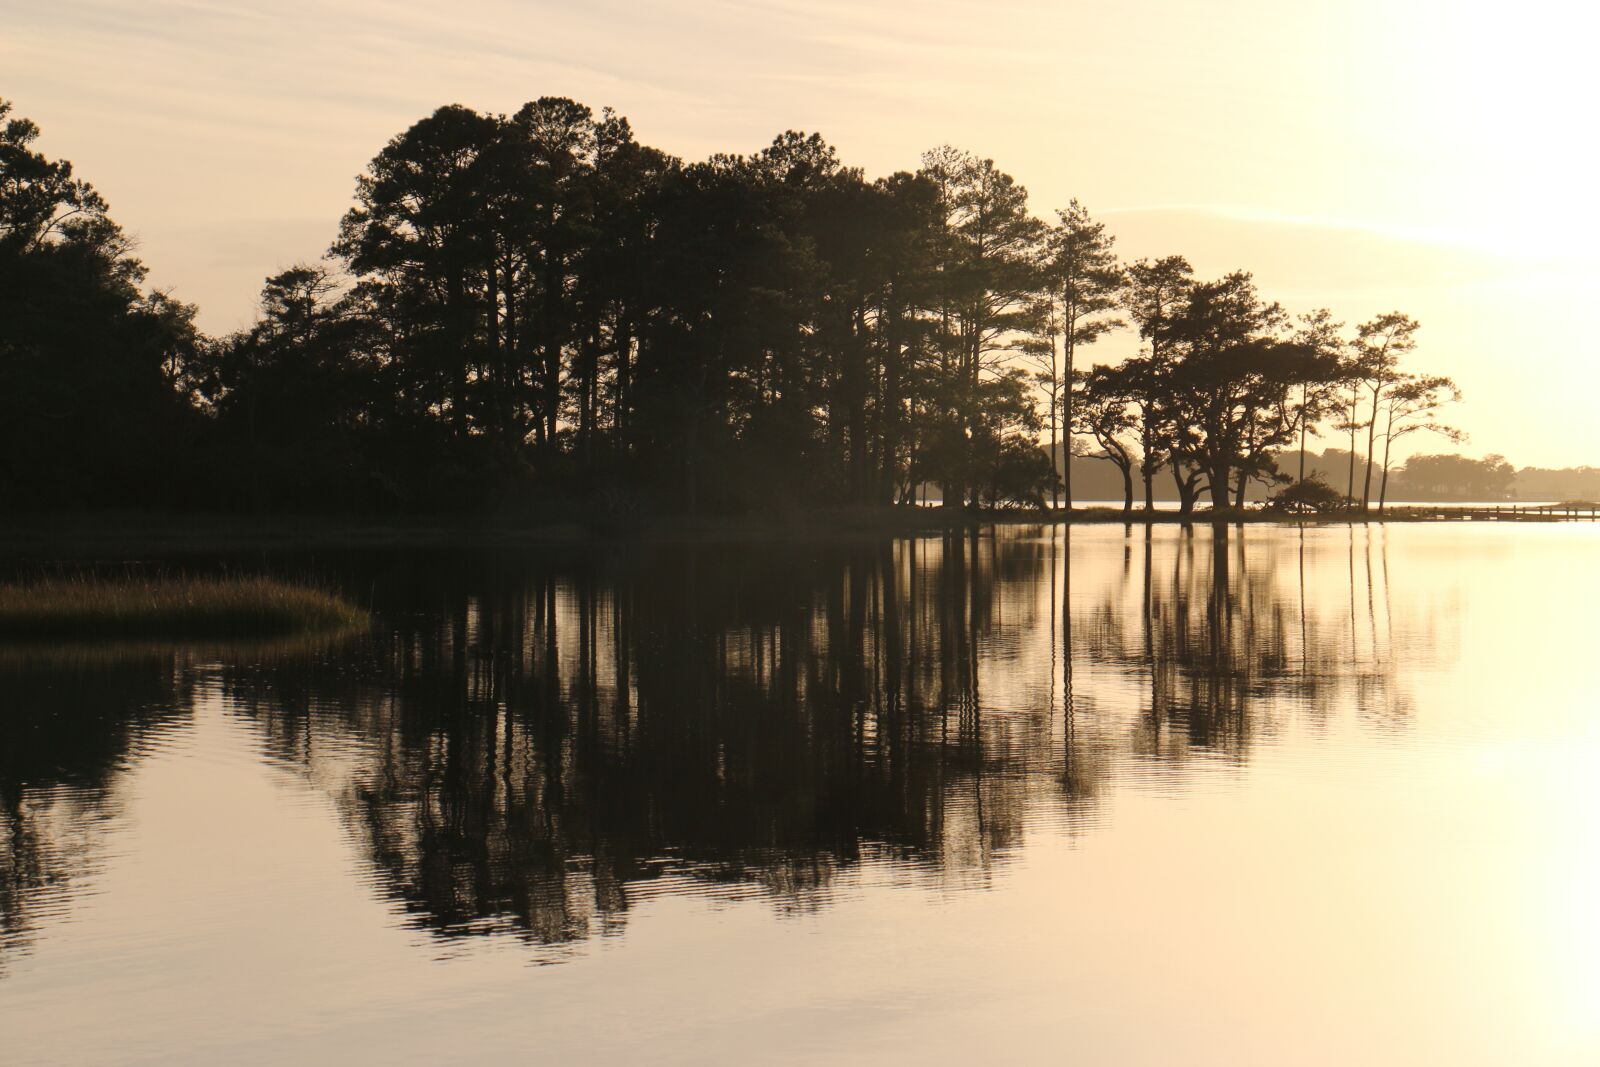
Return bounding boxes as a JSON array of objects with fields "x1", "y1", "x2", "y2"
[{"x1": 6, "y1": 0, "x2": 1598, "y2": 466}]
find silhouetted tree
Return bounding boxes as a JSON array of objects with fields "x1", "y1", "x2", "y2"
[
  {"x1": 1289, "y1": 308, "x2": 1347, "y2": 487},
  {"x1": 1159, "y1": 272, "x2": 1311, "y2": 509},
  {"x1": 917, "y1": 148, "x2": 1045, "y2": 507},
  {"x1": 1043, "y1": 201, "x2": 1122, "y2": 507},
  {"x1": 1375, "y1": 375, "x2": 1463, "y2": 509},
  {"x1": 1075, "y1": 365, "x2": 1139, "y2": 513},
  {"x1": 0, "y1": 95, "x2": 1477, "y2": 519},
  {"x1": 1120, "y1": 256, "x2": 1195, "y2": 510},
  {"x1": 1350, "y1": 312, "x2": 1420, "y2": 510},
  {"x1": 1394, "y1": 453, "x2": 1514, "y2": 500},
  {"x1": 0, "y1": 98, "x2": 203, "y2": 508}
]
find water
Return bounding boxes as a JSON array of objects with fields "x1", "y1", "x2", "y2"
[{"x1": 2, "y1": 523, "x2": 1597, "y2": 1065}]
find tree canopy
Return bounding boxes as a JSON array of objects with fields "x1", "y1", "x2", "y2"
[{"x1": 0, "y1": 96, "x2": 1480, "y2": 516}]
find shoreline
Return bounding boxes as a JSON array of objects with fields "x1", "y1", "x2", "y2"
[{"x1": 1, "y1": 504, "x2": 1592, "y2": 555}]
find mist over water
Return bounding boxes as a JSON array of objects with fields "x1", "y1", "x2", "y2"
[{"x1": 2, "y1": 523, "x2": 1596, "y2": 1065}]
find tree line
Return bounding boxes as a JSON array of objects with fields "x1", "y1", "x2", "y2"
[{"x1": 2, "y1": 95, "x2": 1469, "y2": 515}]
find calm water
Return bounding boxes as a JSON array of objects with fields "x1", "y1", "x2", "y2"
[{"x1": 2, "y1": 524, "x2": 1597, "y2": 1065}]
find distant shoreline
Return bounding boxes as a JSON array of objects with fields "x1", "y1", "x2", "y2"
[{"x1": 2, "y1": 504, "x2": 1595, "y2": 555}]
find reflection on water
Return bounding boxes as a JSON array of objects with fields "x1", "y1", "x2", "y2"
[
  {"x1": 5, "y1": 523, "x2": 1593, "y2": 1065},
  {"x1": 0, "y1": 655, "x2": 191, "y2": 969},
  {"x1": 0, "y1": 525, "x2": 1427, "y2": 961}
]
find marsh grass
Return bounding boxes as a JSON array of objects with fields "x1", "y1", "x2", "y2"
[{"x1": 0, "y1": 574, "x2": 367, "y2": 641}]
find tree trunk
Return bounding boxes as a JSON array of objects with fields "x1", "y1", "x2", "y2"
[
  {"x1": 504, "y1": 260, "x2": 522, "y2": 443},
  {"x1": 1172, "y1": 461, "x2": 1191, "y2": 514},
  {"x1": 542, "y1": 252, "x2": 564, "y2": 452},
  {"x1": 967, "y1": 330, "x2": 981, "y2": 511},
  {"x1": 1361, "y1": 384, "x2": 1380, "y2": 510},
  {"x1": 880, "y1": 290, "x2": 904, "y2": 505},
  {"x1": 1062, "y1": 342, "x2": 1074, "y2": 510},
  {"x1": 1209, "y1": 462, "x2": 1232, "y2": 510},
  {"x1": 1378, "y1": 400, "x2": 1396, "y2": 511},
  {"x1": 1049, "y1": 378, "x2": 1060, "y2": 511},
  {"x1": 449, "y1": 268, "x2": 470, "y2": 439},
  {"x1": 486, "y1": 253, "x2": 506, "y2": 448},
  {"x1": 615, "y1": 318, "x2": 632, "y2": 448},
  {"x1": 1141, "y1": 420, "x2": 1158, "y2": 512},
  {"x1": 1298, "y1": 383, "x2": 1308, "y2": 483},
  {"x1": 1346, "y1": 386, "x2": 1358, "y2": 500}
]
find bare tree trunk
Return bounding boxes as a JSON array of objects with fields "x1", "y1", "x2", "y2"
[
  {"x1": 486, "y1": 253, "x2": 507, "y2": 448},
  {"x1": 578, "y1": 327, "x2": 598, "y2": 469},
  {"x1": 615, "y1": 320, "x2": 632, "y2": 449},
  {"x1": 1141, "y1": 417, "x2": 1158, "y2": 512},
  {"x1": 1346, "y1": 384, "x2": 1358, "y2": 501},
  {"x1": 1209, "y1": 462, "x2": 1232, "y2": 511},
  {"x1": 1049, "y1": 379, "x2": 1060, "y2": 511},
  {"x1": 1049, "y1": 307, "x2": 1060, "y2": 511},
  {"x1": 1298, "y1": 383, "x2": 1308, "y2": 483},
  {"x1": 542, "y1": 250, "x2": 564, "y2": 452},
  {"x1": 881, "y1": 294, "x2": 904, "y2": 506},
  {"x1": 1378, "y1": 399, "x2": 1396, "y2": 511},
  {"x1": 1063, "y1": 328, "x2": 1074, "y2": 511},
  {"x1": 449, "y1": 268, "x2": 470, "y2": 439},
  {"x1": 1361, "y1": 384, "x2": 1381, "y2": 510}
]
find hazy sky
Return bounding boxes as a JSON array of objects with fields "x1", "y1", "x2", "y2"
[{"x1": 7, "y1": 0, "x2": 1597, "y2": 465}]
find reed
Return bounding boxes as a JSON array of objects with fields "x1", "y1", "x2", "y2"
[{"x1": 0, "y1": 574, "x2": 367, "y2": 640}]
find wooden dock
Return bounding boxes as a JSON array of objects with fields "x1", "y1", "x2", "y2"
[{"x1": 1383, "y1": 502, "x2": 1600, "y2": 522}]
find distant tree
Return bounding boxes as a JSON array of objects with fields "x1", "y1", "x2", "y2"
[
  {"x1": 1513, "y1": 465, "x2": 1600, "y2": 502},
  {"x1": 1267, "y1": 474, "x2": 1346, "y2": 514},
  {"x1": 1395, "y1": 453, "x2": 1514, "y2": 501}
]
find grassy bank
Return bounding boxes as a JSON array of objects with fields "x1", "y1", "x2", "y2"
[{"x1": 0, "y1": 574, "x2": 367, "y2": 640}]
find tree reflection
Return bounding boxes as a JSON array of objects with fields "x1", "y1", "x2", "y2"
[
  {"x1": 1073, "y1": 523, "x2": 1413, "y2": 769},
  {"x1": 0, "y1": 655, "x2": 190, "y2": 969},
  {"x1": 0, "y1": 526, "x2": 1431, "y2": 962},
  {"x1": 214, "y1": 535, "x2": 1077, "y2": 950}
]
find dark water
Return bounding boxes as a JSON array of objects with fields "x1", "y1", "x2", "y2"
[{"x1": 2, "y1": 524, "x2": 1596, "y2": 1065}]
